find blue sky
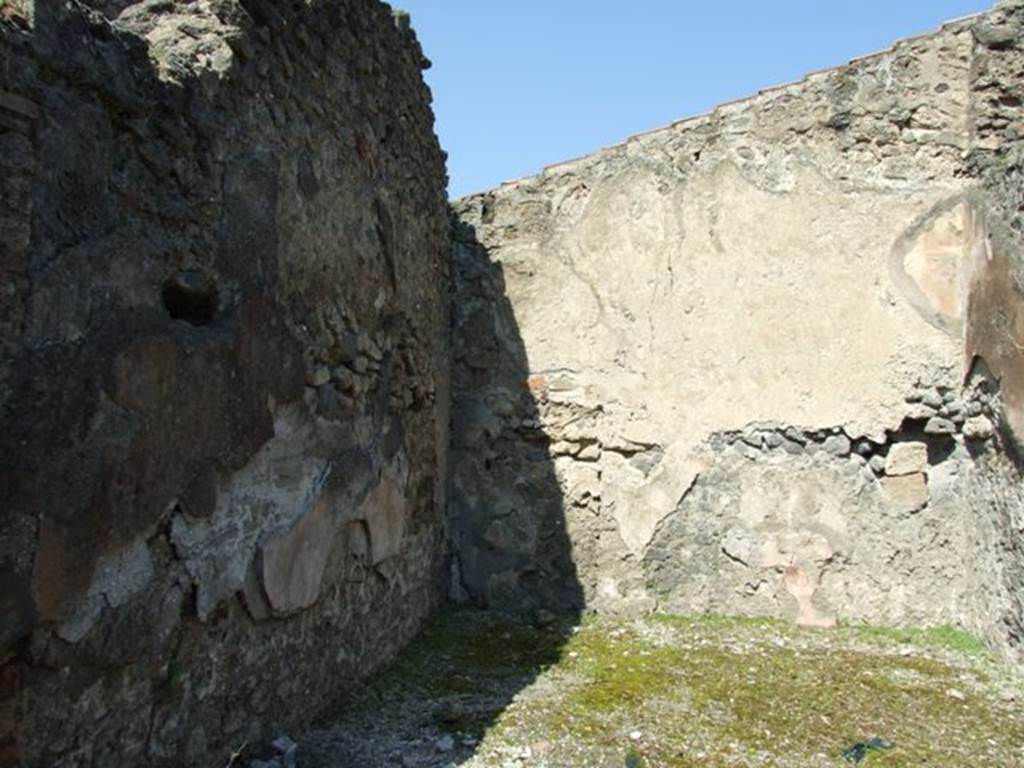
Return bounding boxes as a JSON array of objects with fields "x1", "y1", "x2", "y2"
[{"x1": 397, "y1": 1, "x2": 992, "y2": 199}]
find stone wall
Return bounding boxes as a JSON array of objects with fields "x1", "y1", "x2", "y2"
[
  {"x1": 3, "y1": 1, "x2": 1023, "y2": 765},
  {"x1": 0, "y1": 2, "x2": 450, "y2": 766},
  {"x1": 962, "y1": 0, "x2": 1024, "y2": 662},
  {"x1": 451, "y1": 2, "x2": 1024, "y2": 661}
]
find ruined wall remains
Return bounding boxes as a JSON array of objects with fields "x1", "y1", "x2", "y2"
[
  {"x1": 0, "y1": 2, "x2": 450, "y2": 765},
  {"x1": 451, "y1": 2, "x2": 1024, "y2": 661},
  {"x1": 3, "y1": 1, "x2": 1024, "y2": 765}
]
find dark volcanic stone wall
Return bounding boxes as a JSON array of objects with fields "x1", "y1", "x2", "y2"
[{"x1": 0, "y1": 2, "x2": 450, "y2": 766}]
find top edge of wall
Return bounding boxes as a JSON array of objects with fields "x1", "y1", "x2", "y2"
[{"x1": 454, "y1": 11, "x2": 984, "y2": 202}]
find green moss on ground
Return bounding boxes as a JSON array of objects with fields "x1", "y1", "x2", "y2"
[
  {"x1": 326, "y1": 609, "x2": 1024, "y2": 767},
  {"x1": 843, "y1": 623, "x2": 991, "y2": 657}
]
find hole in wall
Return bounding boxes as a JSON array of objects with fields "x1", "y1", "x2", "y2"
[
  {"x1": 162, "y1": 269, "x2": 219, "y2": 326},
  {"x1": 887, "y1": 417, "x2": 958, "y2": 465}
]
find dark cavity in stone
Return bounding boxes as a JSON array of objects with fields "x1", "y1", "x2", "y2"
[{"x1": 162, "y1": 269, "x2": 219, "y2": 326}]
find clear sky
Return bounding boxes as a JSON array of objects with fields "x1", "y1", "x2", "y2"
[{"x1": 397, "y1": 1, "x2": 993, "y2": 199}]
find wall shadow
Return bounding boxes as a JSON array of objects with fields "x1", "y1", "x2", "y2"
[
  {"x1": 447, "y1": 213, "x2": 584, "y2": 619},
  {"x1": 443, "y1": 210, "x2": 585, "y2": 757},
  {"x1": 298, "y1": 212, "x2": 585, "y2": 768}
]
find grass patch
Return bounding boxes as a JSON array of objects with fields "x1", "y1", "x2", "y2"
[
  {"x1": 652, "y1": 611, "x2": 794, "y2": 633},
  {"x1": 484, "y1": 613, "x2": 1022, "y2": 767},
  {"x1": 318, "y1": 609, "x2": 1024, "y2": 768},
  {"x1": 846, "y1": 623, "x2": 990, "y2": 657}
]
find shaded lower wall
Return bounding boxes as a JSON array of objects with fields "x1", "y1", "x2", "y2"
[
  {"x1": 451, "y1": 2, "x2": 1024, "y2": 664},
  {"x1": 0, "y1": 2, "x2": 450, "y2": 766},
  {"x1": 963, "y1": 0, "x2": 1024, "y2": 659}
]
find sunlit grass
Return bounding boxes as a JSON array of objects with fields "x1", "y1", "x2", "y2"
[{"x1": 325, "y1": 608, "x2": 1024, "y2": 767}]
